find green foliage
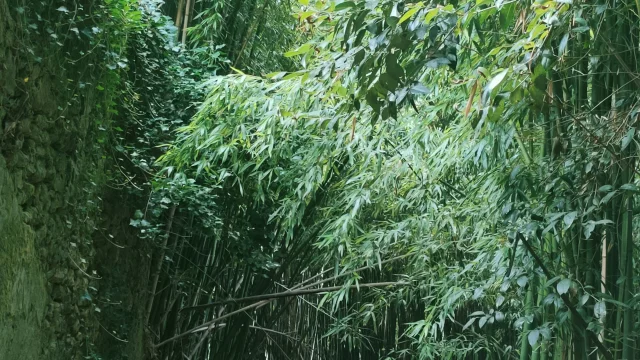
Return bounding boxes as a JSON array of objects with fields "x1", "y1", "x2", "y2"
[
  {"x1": 138, "y1": 0, "x2": 640, "y2": 359},
  {"x1": 186, "y1": 0, "x2": 298, "y2": 73}
]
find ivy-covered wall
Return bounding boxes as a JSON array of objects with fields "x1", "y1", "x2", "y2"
[
  {"x1": 1, "y1": 0, "x2": 215, "y2": 357},
  {"x1": 0, "y1": 1, "x2": 149, "y2": 359}
]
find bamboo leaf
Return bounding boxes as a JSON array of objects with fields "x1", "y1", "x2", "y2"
[
  {"x1": 284, "y1": 44, "x2": 311, "y2": 57},
  {"x1": 335, "y1": 1, "x2": 356, "y2": 11},
  {"x1": 482, "y1": 69, "x2": 508, "y2": 105},
  {"x1": 621, "y1": 128, "x2": 635, "y2": 150},
  {"x1": 398, "y1": 3, "x2": 423, "y2": 25},
  {"x1": 462, "y1": 317, "x2": 476, "y2": 330}
]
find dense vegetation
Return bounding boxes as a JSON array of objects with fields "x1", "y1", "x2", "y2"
[{"x1": 2, "y1": 0, "x2": 640, "y2": 359}]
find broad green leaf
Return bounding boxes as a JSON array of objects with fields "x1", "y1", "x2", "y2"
[
  {"x1": 583, "y1": 221, "x2": 595, "y2": 239},
  {"x1": 517, "y1": 276, "x2": 528, "y2": 287},
  {"x1": 579, "y1": 294, "x2": 589, "y2": 306},
  {"x1": 528, "y1": 329, "x2": 540, "y2": 346},
  {"x1": 594, "y1": 302, "x2": 606, "y2": 319},
  {"x1": 557, "y1": 279, "x2": 571, "y2": 295},
  {"x1": 621, "y1": 128, "x2": 635, "y2": 150},
  {"x1": 598, "y1": 185, "x2": 613, "y2": 192},
  {"x1": 479, "y1": 316, "x2": 488, "y2": 328},
  {"x1": 563, "y1": 211, "x2": 577, "y2": 228},
  {"x1": 600, "y1": 190, "x2": 617, "y2": 204},
  {"x1": 620, "y1": 183, "x2": 639, "y2": 192}
]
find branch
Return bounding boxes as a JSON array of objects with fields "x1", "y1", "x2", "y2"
[
  {"x1": 180, "y1": 253, "x2": 412, "y2": 313},
  {"x1": 156, "y1": 281, "x2": 407, "y2": 349},
  {"x1": 183, "y1": 281, "x2": 406, "y2": 309}
]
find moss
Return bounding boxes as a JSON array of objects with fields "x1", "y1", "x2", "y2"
[{"x1": 0, "y1": 157, "x2": 48, "y2": 360}]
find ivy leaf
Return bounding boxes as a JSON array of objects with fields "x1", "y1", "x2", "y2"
[
  {"x1": 557, "y1": 279, "x2": 571, "y2": 295},
  {"x1": 56, "y1": 6, "x2": 69, "y2": 12}
]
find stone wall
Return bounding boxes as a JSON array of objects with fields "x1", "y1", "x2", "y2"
[{"x1": 0, "y1": 1, "x2": 148, "y2": 359}]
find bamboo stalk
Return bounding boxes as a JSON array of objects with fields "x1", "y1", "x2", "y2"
[
  {"x1": 184, "y1": 281, "x2": 406, "y2": 309},
  {"x1": 181, "y1": 0, "x2": 192, "y2": 45},
  {"x1": 516, "y1": 233, "x2": 613, "y2": 360},
  {"x1": 519, "y1": 281, "x2": 534, "y2": 360},
  {"x1": 175, "y1": 0, "x2": 185, "y2": 34},
  {"x1": 146, "y1": 204, "x2": 178, "y2": 325},
  {"x1": 157, "y1": 281, "x2": 407, "y2": 348}
]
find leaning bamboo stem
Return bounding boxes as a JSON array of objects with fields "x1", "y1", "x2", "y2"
[
  {"x1": 181, "y1": 253, "x2": 411, "y2": 312},
  {"x1": 188, "y1": 281, "x2": 405, "y2": 308},
  {"x1": 157, "y1": 281, "x2": 407, "y2": 348}
]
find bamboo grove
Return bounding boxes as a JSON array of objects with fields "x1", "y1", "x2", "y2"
[{"x1": 128, "y1": 0, "x2": 640, "y2": 359}]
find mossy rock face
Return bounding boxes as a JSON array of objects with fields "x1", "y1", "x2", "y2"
[
  {"x1": 0, "y1": 1, "x2": 156, "y2": 358},
  {"x1": 0, "y1": 1, "x2": 109, "y2": 359},
  {"x1": 0, "y1": 156, "x2": 48, "y2": 360},
  {"x1": 0, "y1": 5, "x2": 49, "y2": 359}
]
